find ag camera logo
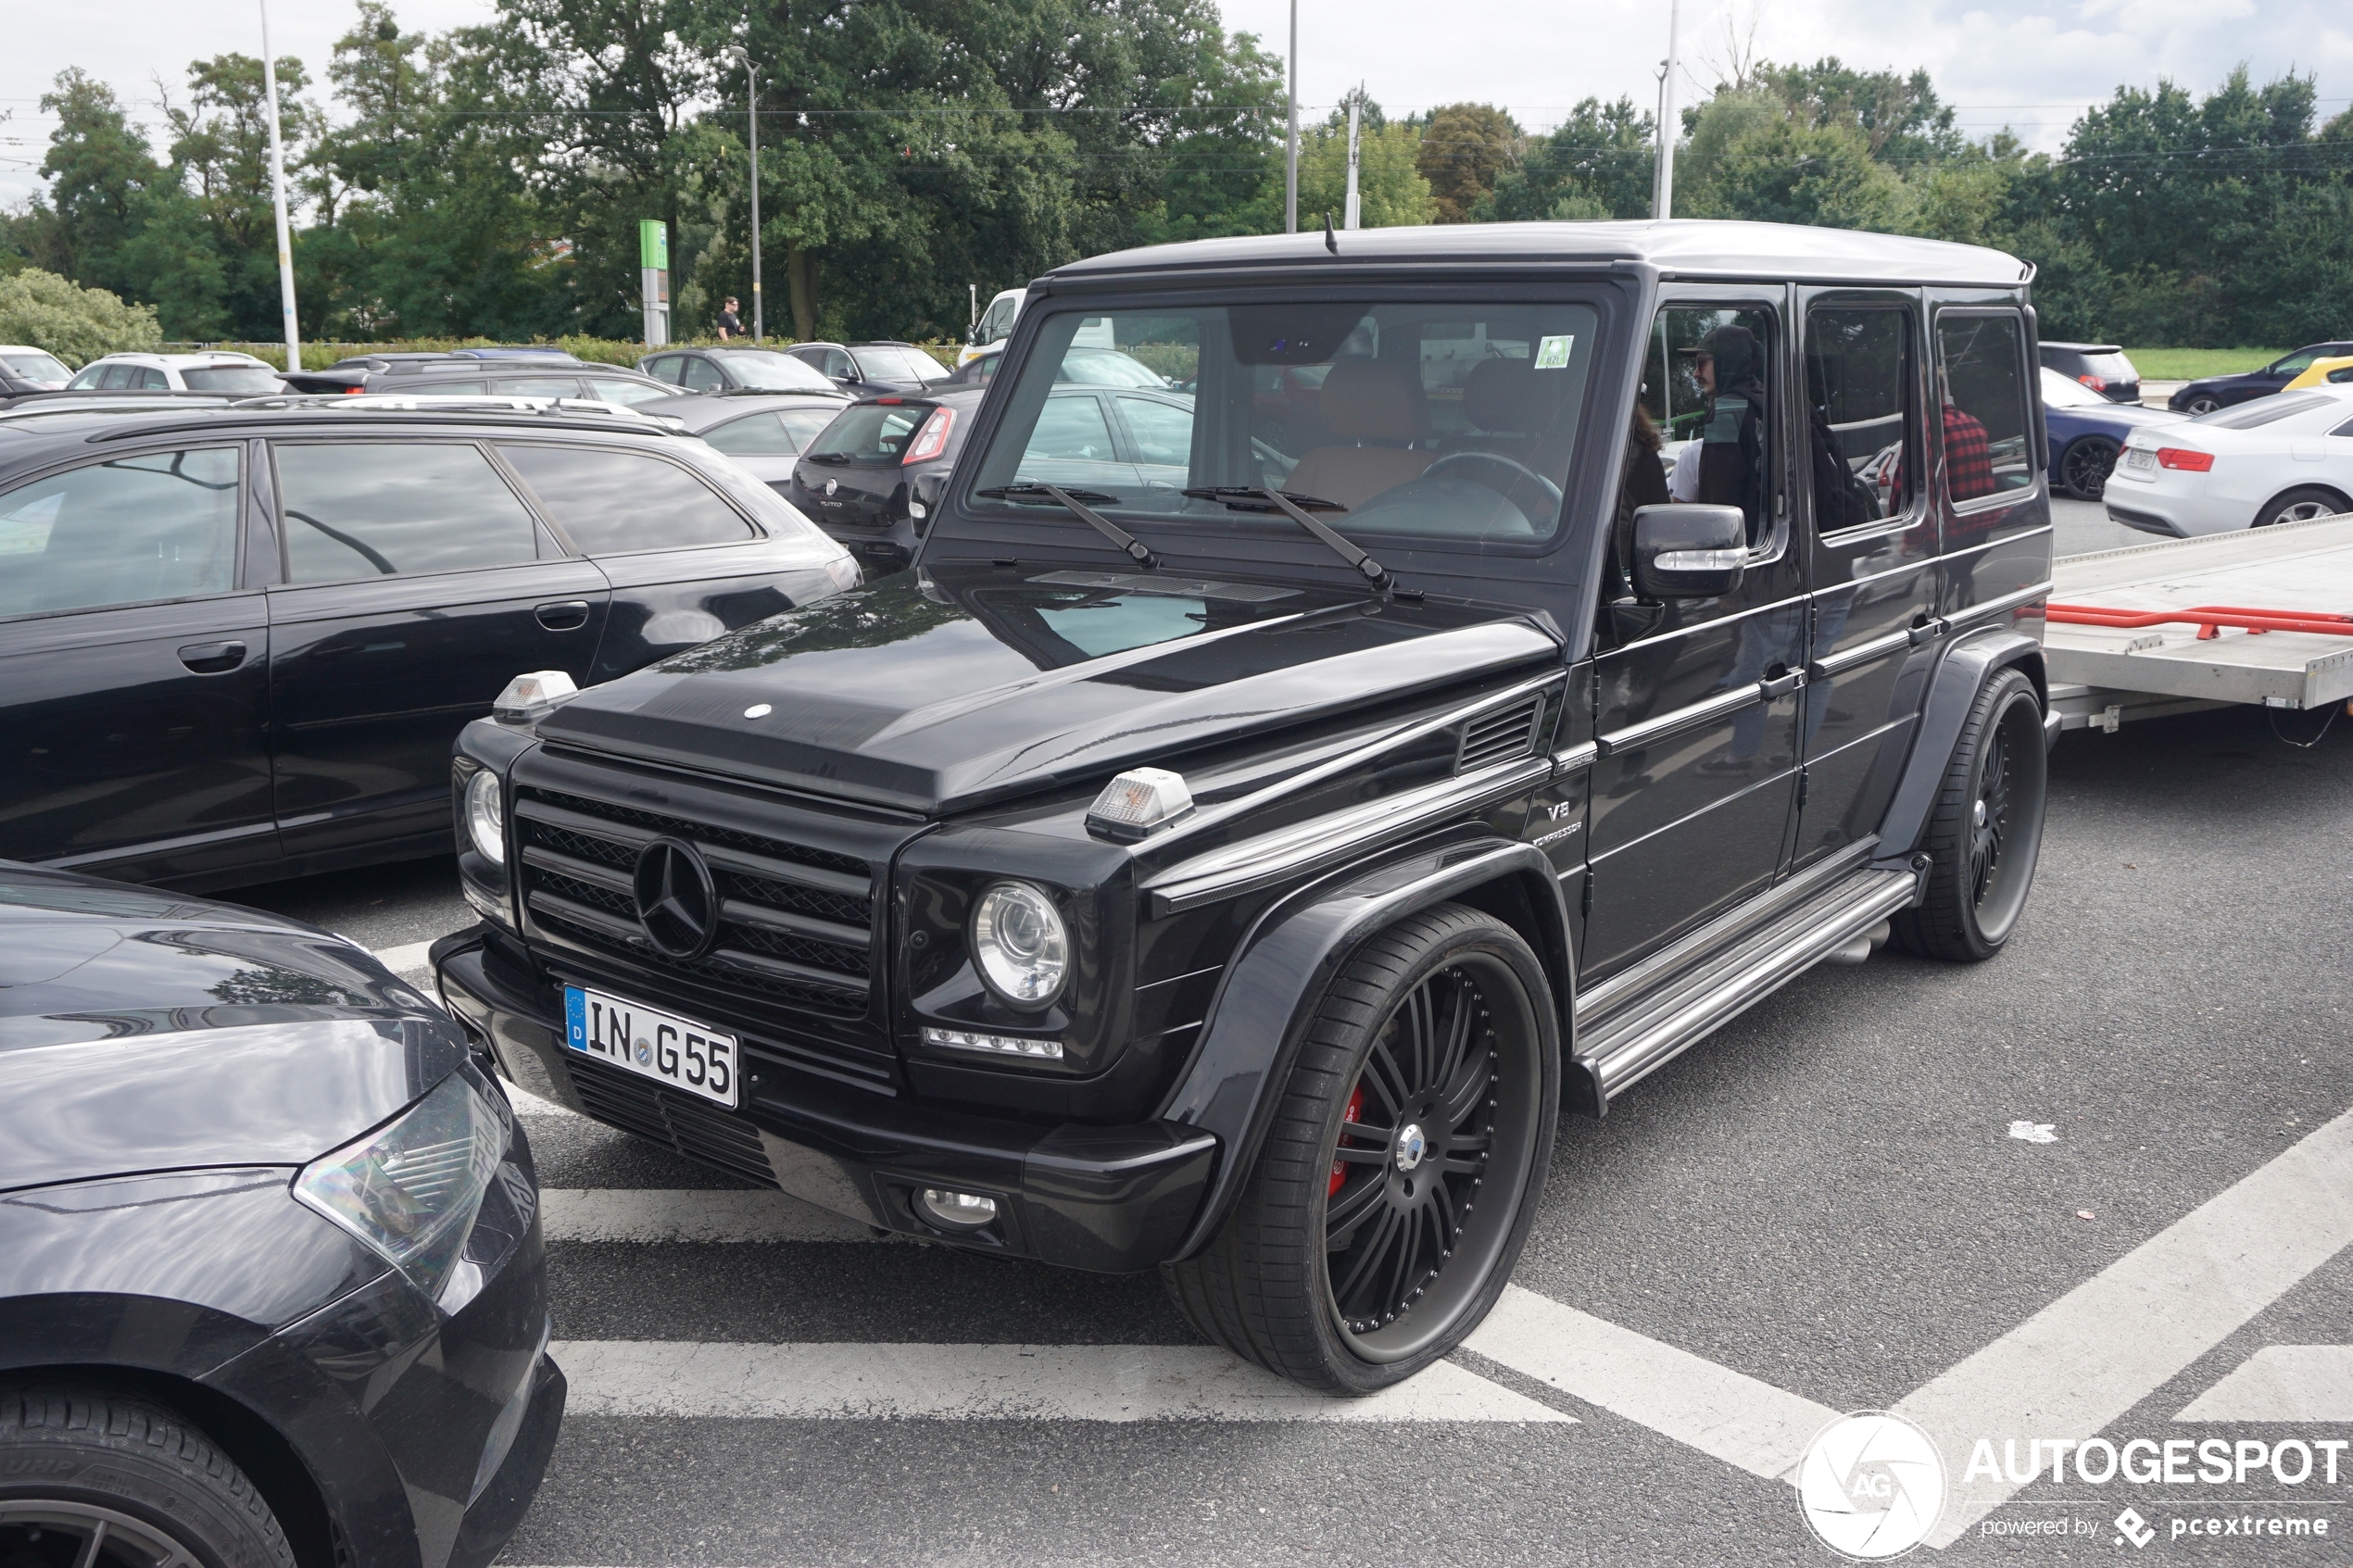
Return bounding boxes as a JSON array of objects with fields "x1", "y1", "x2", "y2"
[{"x1": 1796, "y1": 1411, "x2": 1947, "y2": 1560}]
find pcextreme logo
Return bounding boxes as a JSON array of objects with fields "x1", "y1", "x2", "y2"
[{"x1": 1796, "y1": 1411, "x2": 1948, "y2": 1560}]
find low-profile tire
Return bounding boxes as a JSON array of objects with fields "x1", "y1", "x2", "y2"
[
  {"x1": 2057, "y1": 436, "x2": 2119, "y2": 500},
  {"x1": 2252, "y1": 486, "x2": 2349, "y2": 529},
  {"x1": 2182, "y1": 394, "x2": 2222, "y2": 416},
  {"x1": 1891, "y1": 668, "x2": 2048, "y2": 963},
  {"x1": 1162, "y1": 903, "x2": 1558, "y2": 1394},
  {"x1": 0, "y1": 1385, "x2": 296, "y2": 1568}
]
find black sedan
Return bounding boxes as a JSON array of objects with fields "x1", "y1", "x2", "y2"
[
  {"x1": 635, "y1": 345, "x2": 847, "y2": 397},
  {"x1": 785, "y1": 341, "x2": 954, "y2": 400},
  {"x1": 2170, "y1": 340, "x2": 2353, "y2": 415},
  {"x1": 0, "y1": 860, "x2": 560, "y2": 1568},
  {"x1": 0, "y1": 397, "x2": 858, "y2": 890}
]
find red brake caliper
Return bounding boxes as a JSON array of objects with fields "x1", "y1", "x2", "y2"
[{"x1": 1329, "y1": 1083, "x2": 1365, "y2": 1196}]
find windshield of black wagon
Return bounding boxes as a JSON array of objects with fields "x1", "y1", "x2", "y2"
[{"x1": 960, "y1": 300, "x2": 1604, "y2": 546}]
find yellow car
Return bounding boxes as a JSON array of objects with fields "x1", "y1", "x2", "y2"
[{"x1": 2284, "y1": 355, "x2": 2353, "y2": 390}]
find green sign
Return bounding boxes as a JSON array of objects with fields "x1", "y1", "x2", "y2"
[{"x1": 638, "y1": 220, "x2": 668, "y2": 271}]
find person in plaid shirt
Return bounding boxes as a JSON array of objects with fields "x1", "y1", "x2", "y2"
[{"x1": 1942, "y1": 396, "x2": 1996, "y2": 501}]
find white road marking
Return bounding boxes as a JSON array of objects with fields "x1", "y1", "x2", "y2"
[
  {"x1": 2174, "y1": 1346, "x2": 2353, "y2": 1423},
  {"x1": 2007, "y1": 1121, "x2": 2057, "y2": 1144},
  {"x1": 371, "y1": 938, "x2": 437, "y2": 976},
  {"x1": 508, "y1": 1083, "x2": 579, "y2": 1119},
  {"x1": 1896, "y1": 1104, "x2": 2353, "y2": 1547},
  {"x1": 1464, "y1": 1284, "x2": 1841, "y2": 1483},
  {"x1": 541, "y1": 1188, "x2": 887, "y2": 1245},
  {"x1": 553, "y1": 1339, "x2": 1575, "y2": 1424}
]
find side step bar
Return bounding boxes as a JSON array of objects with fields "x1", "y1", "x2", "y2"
[{"x1": 1574, "y1": 864, "x2": 1923, "y2": 1105}]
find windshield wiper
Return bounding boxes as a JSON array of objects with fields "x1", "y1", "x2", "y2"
[
  {"x1": 1181, "y1": 486, "x2": 1389, "y2": 589},
  {"x1": 976, "y1": 482, "x2": 1158, "y2": 569}
]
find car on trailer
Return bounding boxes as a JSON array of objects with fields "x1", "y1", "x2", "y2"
[{"x1": 437, "y1": 220, "x2": 2057, "y2": 1393}]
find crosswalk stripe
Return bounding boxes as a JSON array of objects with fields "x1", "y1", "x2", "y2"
[
  {"x1": 2174, "y1": 1346, "x2": 2353, "y2": 1423},
  {"x1": 551, "y1": 1339, "x2": 1578, "y2": 1424},
  {"x1": 541, "y1": 1187, "x2": 887, "y2": 1244},
  {"x1": 1465, "y1": 1284, "x2": 1840, "y2": 1483},
  {"x1": 1896, "y1": 1102, "x2": 2353, "y2": 1548}
]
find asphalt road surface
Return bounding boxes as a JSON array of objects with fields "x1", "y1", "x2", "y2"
[{"x1": 228, "y1": 559, "x2": 2351, "y2": 1566}]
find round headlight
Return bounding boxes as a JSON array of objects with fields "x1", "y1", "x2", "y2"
[
  {"x1": 464, "y1": 770, "x2": 506, "y2": 866},
  {"x1": 969, "y1": 881, "x2": 1067, "y2": 1007}
]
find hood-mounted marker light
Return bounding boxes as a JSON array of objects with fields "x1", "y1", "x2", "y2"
[
  {"x1": 1086, "y1": 767, "x2": 1194, "y2": 842},
  {"x1": 492, "y1": 670, "x2": 578, "y2": 723}
]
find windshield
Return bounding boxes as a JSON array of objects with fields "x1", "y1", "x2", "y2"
[
  {"x1": 720, "y1": 351, "x2": 840, "y2": 393},
  {"x1": 3, "y1": 352, "x2": 69, "y2": 382},
  {"x1": 2039, "y1": 367, "x2": 2108, "y2": 408},
  {"x1": 806, "y1": 403, "x2": 932, "y2": 463},
  {"x1": 183, "y1": 366, "x2": 283, "y2": 392},
  {"x1": 963, "y1": 300, "x2": 1601, "y2": 547},
  {"x1": 859, "y1": 345, "x2": 948, "y2": 383}
]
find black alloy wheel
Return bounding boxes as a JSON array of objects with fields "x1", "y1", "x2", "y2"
[
  {"x1": 1891, "y1": 668, "x2": 2048, "y2": 962},
  {"x1": 2058, "y1": 436, "x2": 2120, "y2": 501},
  {"x1": 1164, "y1": 904, "x2": 1556, "y2": 1393},
  {"x1": 2183, "y1": 394, "x2": 2222, "y2": 416}
]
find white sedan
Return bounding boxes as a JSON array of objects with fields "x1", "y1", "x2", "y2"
[{"x1": 2105, "y1": 384, "x2": 2353, "y2": 536}]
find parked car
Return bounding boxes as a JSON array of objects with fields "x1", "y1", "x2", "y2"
[
  {"x1": 0, "y1": 396, "x2": 857, "y2": 891},
  {"x1": 2168, "y1": 341, "x2": 2353, "y2": 415},
  {"x1": 637, "y1": 345, "x2": 849, "y2": 397},
  {"x1": 2106, "y1": 384, "x2": 2353, "y2": 536},
  {"x1": 785, "y1": 341, "x2": 954, "y2": 399},
  {"x1": 961, "y1": 286, "x2": 1026, "y2": 365},
  {"x1": 2040, "y1": 366, "x2": 2180, "y2": 500},
  {"x1": 790, "y1": 388, "x2": 983, "y2": 569},
  {"x1": 2036, "y1": 341, "x2": 2141, "y2": 405},
  {"x1": 944, "y1": 345, "x2": 1173, "y2": 390},
  {"x1": 2283, "y1": 355, "x2": 2353, "y2": 391},
  {"x1": 439, "y1": 220, "x2": 2056, "y2": 1396},
  {"x1": 645, "y1": 390, "x2": 863, "y2": 495},
  {"x1": 0, "y1": 345, "x2": 71, "y2": 393},
  {"x1": 65, "y1": 351, "x2": 284, "y2": 394},
  {"x1": 0, "y1": 859, "x2": 561, "y2": 1568},
  {"x1": 285, "y1": 354, "x2": 674, "y2": 405}
]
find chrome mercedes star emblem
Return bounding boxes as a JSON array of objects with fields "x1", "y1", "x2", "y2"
[
  {"x1": 1393, "y1": 1123, "x2": 1428, "y2": 1173},
  {"x1": 631, "y1": 836, "x2": 719, "y2": 959}
]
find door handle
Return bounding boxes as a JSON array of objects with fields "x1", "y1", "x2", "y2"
[
  {"x1": 1759, "y1": 669, "x2": 1805, "y2": 701},
  {"x1": 177, "y1": 640, "x2": 247, "y2": 674},
  {"x1": 535, "y1": 600, "x2": 592, "y2": 632},
  {"x1": 1907, "y1": 617, "x2": 1944, "y2": 646}
]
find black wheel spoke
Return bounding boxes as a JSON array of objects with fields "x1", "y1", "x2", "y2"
[
  {"x1": 1340, "y1": 1118, "x2": 1388, "y2": 1142},
  {"x1": 1363, "y1": 1035, "x2": 1409, "y2": 1116},
  {"x1": 1441, "y1": 1051, "x2": 1491, "y2": 1125},
  {"x1": 1332, "y1": 1145, "x2": 1389, "y2": 1166},
  {"x1": 1433, "y1": 1181, "x2": 1460, "y2": 1245},
  {"x1": 1433, "y1": 976, "x2": 1476, "y2": 1103},
  {"x1": 1326, "y1": 1173, "x2": 1387, "y2": 1242},
  {"x1": 1335, "y1": 1206, "x2": 1400, "y2": 1301},
  {"x1": 1437, "y1": 1154, "x2": 1484, "y2": 1174}
]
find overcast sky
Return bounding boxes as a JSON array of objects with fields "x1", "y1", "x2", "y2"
[{"x1": 6, "y1": 0, "x2": 2347, "y2": 208}]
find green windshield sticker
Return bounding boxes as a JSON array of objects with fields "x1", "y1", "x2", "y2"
[{"x1": 1534, "y1": 334, "x2": 1575, "y2": 370}]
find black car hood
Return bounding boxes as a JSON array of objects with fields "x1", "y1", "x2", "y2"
[
  {"x1": 536, "y1": 563, "x2": 1561, "y2": 815},
  {"x1": 0, "y1": 863, "x2": 468, "y2": 1192}
]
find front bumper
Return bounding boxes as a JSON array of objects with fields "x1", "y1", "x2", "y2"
[{"x1": 435, "y1": 929, "x2": 1217, "y2": 1273}]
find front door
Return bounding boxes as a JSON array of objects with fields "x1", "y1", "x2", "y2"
[
  {"x1": 265, "y1": 438, "x2": 610, "y2": 862},
  {"x1": 1582, "y1": 291, "x2": 1806, "y2": 980},
  {"x1": 0, "y1": 443, "x2": 279, "y2": 884}
]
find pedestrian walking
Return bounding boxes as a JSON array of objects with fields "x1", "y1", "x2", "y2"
[{"x1": 716, "y1": 296, "x2": 744, "y2": 342}]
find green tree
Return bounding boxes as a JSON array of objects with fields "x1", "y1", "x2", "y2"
[
  {"x1": 1478, "y1": 96, "x2": 1654, "y2": 221},
  {"x1": 1295, "y1": 100, "x2": 1434, "y2": 229},
  {"x1": 160, "y1": 52, "x2": 325, "y2": 337},
  {"x1": 1416, "y1": 103, "x2": 1521, "y2": 223},
  {"x1": 0, "y1": 268, "x2": 160, "y2": 364}
]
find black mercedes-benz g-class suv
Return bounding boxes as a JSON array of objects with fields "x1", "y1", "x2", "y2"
[{"x1": 437, "y1": 220, "x2": 2056, "y2": 1392}]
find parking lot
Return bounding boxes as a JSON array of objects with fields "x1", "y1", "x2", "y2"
[{"x1": 232, "y1": 511, "x2": 2353, "y2": 1562}]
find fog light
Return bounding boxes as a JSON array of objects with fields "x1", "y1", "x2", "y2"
[
  {"x1": 922, "y1": 1025, "x2": 1063, "y2": 1060},
  {"x1": 917, "y1": 1188, "x2": 999, "y2": 1231}
]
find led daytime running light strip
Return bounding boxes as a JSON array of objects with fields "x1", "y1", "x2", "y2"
[{"x1": 921, "y1": 1026, "x2": 1063, "y2": 1060}]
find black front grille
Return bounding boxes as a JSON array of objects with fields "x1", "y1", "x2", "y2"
[
  {"x1": 1458, "y1": 696, "x2": 1541, "y2": 773},
  {"x1": 565, "y1": 1057, "x2": 776, "y2": 1186}
]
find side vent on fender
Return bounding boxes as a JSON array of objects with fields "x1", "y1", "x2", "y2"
[{"x1": 1456, "y1": 696, "x2": 1542, "y2": 774}]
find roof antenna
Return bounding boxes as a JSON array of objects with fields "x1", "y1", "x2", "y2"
[{"x1": 1323, "y1": 210, "x2": 1338, "y2": 254}]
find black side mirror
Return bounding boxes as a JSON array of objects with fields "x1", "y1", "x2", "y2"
[
  {"x1": 1632, "y1": 504, "x2": 1747, "y2": 598},
  {"x1": 909, "y1": 470, "x2": 949, "y2": 536}
]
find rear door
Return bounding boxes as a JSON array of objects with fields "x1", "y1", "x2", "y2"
[
  {"x1": 265, "y1": 436, "x2": 611, "y2": 862},
  {"x1": 1930, "y1": 304, "x2": 2049, "y2": 633},
  {"x1": 0, "y1": 442, "x2": 279, "y2": 883}
]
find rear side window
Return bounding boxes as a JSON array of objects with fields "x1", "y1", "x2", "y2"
[
  {"x1": 504, "y1": 376, "x2": 585, "y2": 398},
  {"x1": 182, "y1": 366, "x2": 282, "y2": 392},
  {"x1": 2196, "y1": 393, "x2": 2333, "y2": 430},
  {"x1": 1805, "y1": 307, "x2": 1916, "y2": 532},
  {"x1": 807, "y1": 404, "x2": 929, "y2": 463},
  {"x1": 0, "y1": 447, "x2": 241, "y2": 616},
  {"x1": 498, "y1": 445, "x2": 754, "y2": 553},
  {"x1": 588, "y1": 376, "x2": 671, "y2": 407},
  {"x1": 778, "y1": 408, "x2": 837, "y2": 448},
  {"x1": 276, "y1": 442, "x2": 540, "y2": 583},
  {"x1": 703, "y1": 411, "x2": 799, "y2": 455},
  {"x1": 645, "y1": 356, "x2": 684, "y2": 383},
  {"x1": 1935, "y1": 314, "x2": 2034, "y2": 502},
  {"x1": 680, "y1": 357, "x2": 725, "y2": 393},
  {"x1": 1026, "y1": 395, "x2": 1116, "y2": 461}
]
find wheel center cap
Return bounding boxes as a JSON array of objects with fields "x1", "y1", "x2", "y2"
[
  {"x1": 1393, "y1": 1123, "x2": 1428, "y2": 1173},
  {"x1": 1972, "y1": 798, "x2": 1988, "y2": 828}
]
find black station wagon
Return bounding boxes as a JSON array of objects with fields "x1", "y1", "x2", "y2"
[{"x1": 438, "y1": 221, "x2": 2057, "y2": 1392}]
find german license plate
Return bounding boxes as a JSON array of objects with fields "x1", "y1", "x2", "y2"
[
  {"x1": 564, "y1": 985, "x2": 739, "y2": 1108},
  {"x1": 2122, "y1": 447, "x2": 2154, "y2": 470}
]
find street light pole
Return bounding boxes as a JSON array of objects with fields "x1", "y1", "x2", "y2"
[
  {"x1": 1652, "y1": 0, "x2": 1680, "y2": 221},
  {"x1": 724, "y1": 45, "x2": 764, "y2": 343},
  {"x1": 258, "y1": 0, "x2": 300, "y2": 376},
  {"x1": 1284, "y1": 0, "x2": 1299, "y2": 234}
]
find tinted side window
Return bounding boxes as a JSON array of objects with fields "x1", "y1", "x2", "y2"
[
  {"x1": 680, "y1": 357, "x2": 724, "y2": 393},
  {"x1": 1935, "y1": 314, "x2": 2034, "y2": 502},
  {"x1": 506, "y1": 376, "x2": 585, "y2": 397},
  {"x1": 646, "y1": 356, "x2": 683, "y2": 383},
  {"x1": 1026, "y1": 395, "x2": 1116, "y2": 462},
  {"x1": 1118, "y1": 395, "x2": 1192, "y2": 466},
  {"x1": 778, "y1": 408, "x2": 837, "y2": 448},
  {"x1": 703, "y1": 412, "x2": 797, "y2": 455},
  {"x1": 588, "y1": 376, "x2": 671, "y2": 407},
  {"x1": 1805, "y1": 308, "x2": 1915, "y2": 533},
  {"x1": 498, "y1": 445, "x2": 754, "y2": 553},
  {"x1": 0, "y1": 447, "x2": 241, "y2": 616},
  {"x1": 97, "y1": 365, "x2": 136, "y2": 390},
  {"x1": 276, "y1": 442, "x2": 541, "y2": 583}
]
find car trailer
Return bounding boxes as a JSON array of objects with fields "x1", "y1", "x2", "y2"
[{"x1": 2045, "y1": 511, "x2": 2353, "y2": 734}]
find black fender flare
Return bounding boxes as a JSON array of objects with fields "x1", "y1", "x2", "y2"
[
  {"x1": 1873, "y1": 627, "x2": 2047, "y2": 867},
  {"x1": 1155, "y1": 830, "x2": 1571, "y2": 1261}
]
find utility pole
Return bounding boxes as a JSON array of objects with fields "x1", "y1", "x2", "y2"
[
  {"x1": 1284, "y1": 0, "x2": 1299, "y2": 234},
  {"x1": 724, "y1": 45, "x2": 764, "y2": 342},
  {"x1": 1343, "y1": 86, "x2": 1362, "y2": 230},
  {"x1": 1651, "y1": 0, "x2": 1680, "y2": 221},
  {"x1": 258, "y1": 0, "x2": 300, "y2": 376}
]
